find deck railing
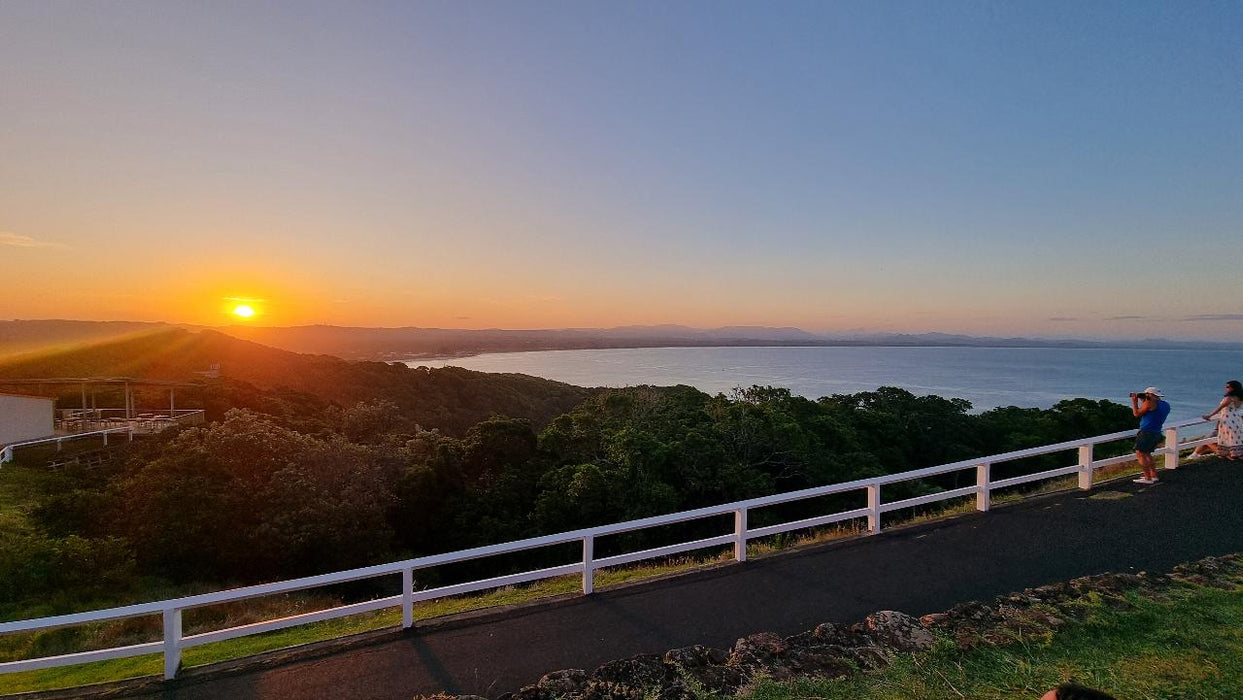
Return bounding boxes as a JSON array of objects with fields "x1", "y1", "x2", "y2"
[
  {"x1": 0, "y1": 417, "x2": 1217, "y2": 681},
  {"x1": 0, "y1": 410, "x2": 207, "y2": 465},
  {"x1": 54, "y1": 408, "x2": 206, "y2": 433},
  {"x1": 0, "y1": 427, "x2": 133, "y2": 465}
]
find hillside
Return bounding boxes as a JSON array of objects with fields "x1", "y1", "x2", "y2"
[
  {"x1": 213, "y1": 324, "x2": 829, "y2": 360},
  {"x1": 0, "y1": 320, "x2": 175, "y2": 360},
  {"x1": 0, "y1": 329, "x2": 591, "y2": 435}
]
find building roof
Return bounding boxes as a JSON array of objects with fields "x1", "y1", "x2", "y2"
[
  {"x1": 0, "y1": 377, "x2": 199, "y2": 388},
  {"x1": 0, "y1": 392, "x2": 56, "y2": 402}
]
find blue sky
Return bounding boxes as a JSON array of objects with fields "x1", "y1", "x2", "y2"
[{"x1": 1, "y1": 1, "x2": 1240, "y2": 338}]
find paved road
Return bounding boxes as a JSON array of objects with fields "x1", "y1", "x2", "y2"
[{"x1": 134, "y1": 461, "x2": 1243, "y2": 700}]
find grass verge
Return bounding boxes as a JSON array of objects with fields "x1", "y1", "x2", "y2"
[{"x1": 745, "y1": 582, "x2": 1243, "y2": 699}]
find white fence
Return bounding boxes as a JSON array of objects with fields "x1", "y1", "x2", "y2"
[
  {"x1": 0, "y1": 427, "x2": 134, "y2": 465},
  {"x1": 0, "y1": 418, "x2": 1217, "y2": 681}
]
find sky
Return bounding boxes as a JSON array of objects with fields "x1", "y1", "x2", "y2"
[{"x1": 1, "y1": 1, "x2": 1240, "y2": 339}]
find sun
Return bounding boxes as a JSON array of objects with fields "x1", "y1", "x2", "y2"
[{"x1": 222, "y1": 296, "x2": 265, "y2": 321}]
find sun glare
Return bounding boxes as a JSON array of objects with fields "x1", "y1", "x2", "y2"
[{"x1": 232, "y1": 304, "x2": 256, "y2": 319}]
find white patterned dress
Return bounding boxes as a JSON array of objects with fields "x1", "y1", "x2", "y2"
[{"x1": 1215, "y1": 402, "x2": 1243, "y2": 459}]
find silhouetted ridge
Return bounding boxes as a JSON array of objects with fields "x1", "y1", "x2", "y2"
[{"x1": 0, "y1": 328, "x2": 590, "y2": 435}]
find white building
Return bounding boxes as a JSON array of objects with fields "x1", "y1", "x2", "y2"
[{"x1": 0, "y1": 393, "x2": 55, "y2": 446}]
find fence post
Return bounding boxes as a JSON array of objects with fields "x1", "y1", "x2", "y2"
[
  {"x1": 103, "y1": 432, "x2": 109, "y2": 447},
  {"x1": 402, "y1": 567, "x2": 414, "y2": 629},
  {"x1": 56, "y1": 439, "x2": 63, "y2": 452},
  {"x1": 582, "y1": 536, "x2": 595, "y2": 594},
  {"x1": 975, "y1": 463, "x2": 991, "y2": 512},
  {"x1": 1078, "y1": 443, "x2": 1094, "y2": 490},
  {"x1": 128, "y1": 428, "x2": 134, "y2": 442},
  {"x1": 1164, "y1": 426, "x2": 1179, "y2": 470},
  {"x1": 162, "y1": 607, "x2": 182, "y2": 680},
  {"x1": 733, "y1": 509, "x2": 748, "y2": 562},
  {"x1": 867, "y1": 483, "x2": 881, "y2": 534}
]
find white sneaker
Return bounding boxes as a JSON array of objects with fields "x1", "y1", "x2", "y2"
[{"x1": 1133, "y1": 477, "x2": 1154, "y2": 484}]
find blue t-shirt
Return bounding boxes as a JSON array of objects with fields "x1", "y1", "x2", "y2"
[{"x1": 1139, "y1": 399, "x2": 1171, "y2": 433}]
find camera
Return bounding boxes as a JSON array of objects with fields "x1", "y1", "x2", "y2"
[{"x1": 1131, "y1": 392, "x2": 1146, "y2": 399}]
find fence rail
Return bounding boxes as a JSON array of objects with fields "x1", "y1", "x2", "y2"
[
  {"x1": 0, "y1": 417, "x2": 1217, "y2": 680},
  {"x1": 0, "y1": 427, "x2": 134, "y2": 464}
]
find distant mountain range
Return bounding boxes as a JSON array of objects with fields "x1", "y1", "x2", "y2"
[{"x1": 2, "y1": 319, "x2": 1240, "y2": 362}]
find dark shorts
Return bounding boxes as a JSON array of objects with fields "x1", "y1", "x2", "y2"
[{"x1": 1135, "y1": 430, "x2": 1163, "y2": 454}]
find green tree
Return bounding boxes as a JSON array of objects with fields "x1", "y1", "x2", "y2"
[{"x1": 113, "y1": 410, "x2": 396, "y2": 582}]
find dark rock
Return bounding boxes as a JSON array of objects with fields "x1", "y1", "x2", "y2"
[
  {"x1": 590, "y1": 654, "x2": 671, "y2": 688},
  {"x1": 949, "y1": 600, "x2": 994, "y2": 622},
  {"x1": 1070, "y1": 572, "x2": 1143, "y2": 595},
  {"x1": 577, "y1": 680, "x2": 642, "y2": 700},
  {"x1": 726, "y1": 632, "x2": 798, "y2": 683},
  {"x1": 851, "y1": 643, "x2": 893, "y2": 670},
  {"x1": 664, "y1": 644, "x2": 742, "y2": 693},
  {"x1": 811, "y1": 621, "x2": 863, "y2": 646},
  {"x1": 1033, "y1": 581, "x2": 1075, "y2": 596},
  {"x1": 680, "y1": 664, "x2": 744, "y2": 693},
  {"x1": 783, "y1": 630, "x2": 817, "y2": 649},
  {"x1": 663, "y1": 645, "x2": 727, "y2": 668},
  {"x1": 538, "y1": 669, "x2": 587, "y2": 696},
  {"x1": 729, "y1": 632, "x2": 788, "y2": 665},
  {"x1": 510, "y1": 685, "x2": 551, "y2": 700},
  {"x1": 1002, "y1": 592, "x2": 1043, "y2": 607},
  {"x1": 784, "y1": 645, "x2": 856, "y2": 678},
  {"x1": 1170, "y1": 555, "x2": 1243, "y2": 589},
  {"x1": 858, "y1": 610, "x2": 936, "y2": 652}
]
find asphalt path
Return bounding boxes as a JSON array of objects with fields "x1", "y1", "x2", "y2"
[{"x1": 131, "y1": 460, "x2": 1243, "y2": 700}]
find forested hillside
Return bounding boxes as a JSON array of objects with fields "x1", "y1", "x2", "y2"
[{"x1": 0, "y1": 328, "x2": 591, "y2": 436}]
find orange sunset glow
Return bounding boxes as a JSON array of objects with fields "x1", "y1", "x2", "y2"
[{"x1": 0, "y1": 3, "x2": 1239, "y2": 342}]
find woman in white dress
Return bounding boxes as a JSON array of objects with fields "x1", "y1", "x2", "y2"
[{"x1": 1190, "y1": 380, "x2": 1243, "y2": 460}]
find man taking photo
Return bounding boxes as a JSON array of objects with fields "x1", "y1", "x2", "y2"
[{"x1": 1131, "y1": 386, "x2": 1170, "y2": 485}]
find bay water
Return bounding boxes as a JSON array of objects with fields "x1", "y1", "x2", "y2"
[{"x1": 409, "y1": 346, "x2": 1243, "y2": 421}]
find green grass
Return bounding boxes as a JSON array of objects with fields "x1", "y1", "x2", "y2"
[
  {"x1": 0, "y1": 654, "x2": 163, "y2": 695},
  {"x1": 745, "y1": 584, "x2": 1243, "y2": 700},
  {"x1": 0, "y1": 466, "x2": 52, "y2": 536}
]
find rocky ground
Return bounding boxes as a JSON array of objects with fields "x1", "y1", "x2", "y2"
[{"x1": 416, "y1": 554, "x2": 1243, "y2": 700}]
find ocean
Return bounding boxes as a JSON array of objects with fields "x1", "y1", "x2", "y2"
[{"x1": 408, "y1": 346, "x2": 1243, "y2": 421}]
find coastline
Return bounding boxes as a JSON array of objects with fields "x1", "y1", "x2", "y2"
[
  {"x1": 397, "y1": 341, "x2": 1243, "y2": 365},
  {"x1": 397, "y1": 345, "x2": 1241, "y2": 420}
]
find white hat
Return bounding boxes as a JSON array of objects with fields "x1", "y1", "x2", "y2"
[{"x1": 1143, "y1": 386, "x2": 1164, "y2": 397}]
